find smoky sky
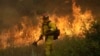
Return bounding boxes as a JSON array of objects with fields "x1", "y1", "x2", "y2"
[{"x1": 0, "y1": 0, "x2": 100, "y2": 31}]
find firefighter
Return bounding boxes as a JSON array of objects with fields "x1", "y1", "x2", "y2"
[{"x1": 33, "y1": 15, "x2": 60, "y2": 56}]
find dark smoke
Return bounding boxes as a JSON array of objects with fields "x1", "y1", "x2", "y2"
[{"x1": 0, "y1": 0, "x2": 100, "y2": 31}]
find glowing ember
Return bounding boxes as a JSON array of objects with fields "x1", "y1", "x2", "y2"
[{"x1": 0, "y1": 0, "x2": 94, "y2": 49}]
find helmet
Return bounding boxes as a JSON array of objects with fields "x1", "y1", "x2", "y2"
[{"x1": 43, "y1": 15, "x2": 49, "y2": 20}]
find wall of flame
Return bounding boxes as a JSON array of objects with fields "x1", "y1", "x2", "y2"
[{"x1": 0, "y1": 0, "x2": 95, "y2": 49}]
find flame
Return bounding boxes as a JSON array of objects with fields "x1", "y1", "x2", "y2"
[
  {"x1": 0, "y1": 0, "x2": 94, "y2": 49},
  {"x1": 72, "y1": 0, "x2": 94, "y2": 37},
  {"x1": 49, "y1": 15, "x2": 73, "y2": 37},
  {"x1": 49, "y1": 0, "x2": 94, "y2": 38},
  {"x1": 0, "y1": 16, "x2": 41, "y2": 49}
]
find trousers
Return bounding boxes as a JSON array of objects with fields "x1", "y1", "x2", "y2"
[{"x1": 45, "y1": 36, "x2": 53, "y2": 56}]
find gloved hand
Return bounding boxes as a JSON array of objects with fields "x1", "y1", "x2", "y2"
[
  {"x1": 45, "y1": 30, "x2": 53, "y2": 35},
  {"x1": 32, "y1": 41, "x2": 37, "y2": 47}
]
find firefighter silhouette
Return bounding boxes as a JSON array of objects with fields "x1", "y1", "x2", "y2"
[{"x1": 33, "y1": 15, "x2": 60, "y2": 56}]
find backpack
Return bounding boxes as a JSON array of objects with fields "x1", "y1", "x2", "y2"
[{"x1": 53, "y1": 28, "x2": 60, "y2": 40}]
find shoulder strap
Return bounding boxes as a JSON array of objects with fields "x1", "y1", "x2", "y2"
[
  {"x1": 42, "y1": 21, "x2": 51, "y2": 31},
  {"x1": 47, "y1": 21, "x2": 51, "y2": 27}
]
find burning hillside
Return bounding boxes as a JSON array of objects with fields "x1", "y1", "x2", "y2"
[{"x1": 0, "y1": 0, "x2": 95, "y2": 49}]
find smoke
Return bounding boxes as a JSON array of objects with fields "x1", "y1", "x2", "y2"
[
  {"x1": 0, "y1": 0, "x2": 99, "y2": 31},
  {"x1": 0, "y1": 0, "x2": 97, "y2": 49}
]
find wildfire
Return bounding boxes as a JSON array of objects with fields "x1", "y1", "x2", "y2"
[
  {"x1": 50, "y1": 0, "x2": 94, "y2": 38},
  {"x1": 0, "y1": 0, "x2": 94, "y2": 49},
  {"x1": 0, "y1": 17, "x2": 41, "y2": 49}
]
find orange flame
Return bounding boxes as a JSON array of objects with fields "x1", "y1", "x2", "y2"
[
  {"x1": 49, "y1": 0, "x2": 94, "y2": 38},
  {"x1": 0, "y1": 0, "x2": 94, "y2": 49},
  {"x1": 72, "y1": 0, "x2": 94, "y2": 37},
  {"x1": 0, "y1": 16, "x2": 41, "y2": 49}
]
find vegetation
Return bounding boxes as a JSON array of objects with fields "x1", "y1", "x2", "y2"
[{"x1": 0, "y1": 20, "x2": 100, "y2": 56}]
